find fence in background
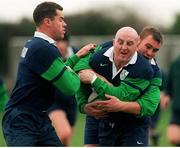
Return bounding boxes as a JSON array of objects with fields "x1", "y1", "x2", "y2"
[{"x1": 8, "y1": 35, "x2": 180, "y2": 83}]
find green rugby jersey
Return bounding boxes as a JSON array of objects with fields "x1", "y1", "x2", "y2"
[{"x1": 74, "y1": 41, "x2": 161, "y2": 117}]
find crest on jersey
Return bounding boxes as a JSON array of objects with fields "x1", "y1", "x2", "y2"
[{"x1": 120, "y1": 69, "x2": 129, "y2": 80}]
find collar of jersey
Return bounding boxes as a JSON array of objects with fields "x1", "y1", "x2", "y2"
[
  {"x1": 149, "y1": 58, "x2": 156, "y2": 65},
  {"x1": 34, "y1": 31, "x2": 56, "y2": 45},
  {"x1": 103, "y1": 46, "x2": 138, "y2": 66}
]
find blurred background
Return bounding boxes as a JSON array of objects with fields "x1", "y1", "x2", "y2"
[{"x1": 0, "y1": 0, "x2": 180, "y2": 146}]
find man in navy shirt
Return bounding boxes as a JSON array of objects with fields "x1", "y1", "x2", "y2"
[{"x1": 2, "y1": 2, "x2": 95, "y2": 146}]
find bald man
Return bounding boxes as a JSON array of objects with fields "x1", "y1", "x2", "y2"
[{"x1": 73, "y1": 27, "x2": 156, "y2": 146}]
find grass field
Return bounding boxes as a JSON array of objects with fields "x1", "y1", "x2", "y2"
[{"x1": 0, "y1": 107, "x2": 173, "y2": 146}]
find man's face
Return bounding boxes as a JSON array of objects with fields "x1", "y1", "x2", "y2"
[
  {"x1": 138, "y1": 35, "x2": 161, "y2": 60},
  {"x1": 113, "y1": 30, "x2": 138, "y2": 64},
  {"x1": 50, "y1": 9, "x2": 67, "y2": 40}
]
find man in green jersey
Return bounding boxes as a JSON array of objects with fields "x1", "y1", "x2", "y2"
[{"x1": 74, "y1": 26, "x2": 163, "y2": 146}]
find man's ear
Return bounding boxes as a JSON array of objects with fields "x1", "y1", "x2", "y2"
[{"x1": 43, "y1": 18, "x2": 51, "y2": 27}]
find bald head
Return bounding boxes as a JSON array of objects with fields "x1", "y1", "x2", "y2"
[
  {"x1": 115, "y1": 27, "x2": 139, "y2": 41},
  {"x1": 113, "y1": 27, "x2": 139, "y2": 68}
]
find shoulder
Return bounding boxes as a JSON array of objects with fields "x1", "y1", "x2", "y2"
[
  {"x1": 150, "y1": 58, "x2": 162, "y2": 78},
  {"x1": 91, "y1": 40, "x2": 113, "y2": 59},
  {"x1": 127, "y1": 53, "x2": 154, "y2": 79},
  {"x1": 100, "y1": 40, "x2": 113, "y2": 48},
  {"x1": 26, "y1": 37, "x2": 56, "y2": 51},
  {"x1": 151, "y1": 58, "x2": 160, "y2": 70},
  {"x1": 24, "y1": 37, "x2": 59, "y2": 58},
  {"x1": 88, "y1": 41, "x2": 113, "y2": 66}
]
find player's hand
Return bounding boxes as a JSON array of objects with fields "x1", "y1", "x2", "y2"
[
  {"x1": 84, "y1": 102, "x2": 108, "y2": 119},
  {"x1": 95, "y1": 94, "x2": 124, "y2": 112},
  {"x1": 76, "y1": 43, "x2": 96, "y2": 58},
  {"x1": 79, "y1": 69, "x2": 95, "y2": 84}
]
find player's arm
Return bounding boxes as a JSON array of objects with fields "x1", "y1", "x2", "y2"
[
  {"x1": 73, "y1": 45, "x2": 102, "y2": 73},
  {"x1": 92, "y1": 77, "x2": 150, "y2": 101},
  {"x1": 136, "y1": 68, "x2": 162, "y2": 116},
  {"x1": 27, "y1": 45, "x2": 81, "y2": 96},
  {"x1": 94, "y1": 84, "x2": 160, "y2": 116},
  {"x1": 106, "y1": 74, "x2": 162, "y2": 116},
  {"x1": 79, "y1": 69, "x2": 151, "y2": 102},
  {"x1": 95, "y1": 94, "x2": 141, "y2": 115},
  {"x1": 75, "y1": 83, "x2": 91, "y2": 113},
  {"x1": 41, "y1": 57, "x2": 80, "y2": 96},
  {"x1": 76, "y1": 84, "x2": 107, "y2": 117},
  {"x1": 65, "y1": 43, "x2": 96, "y2": 68}
]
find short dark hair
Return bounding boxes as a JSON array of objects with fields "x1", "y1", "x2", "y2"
[
  {"x1": 33, "y1": 1, "x2": 63, "y2": 26},
  {"x1": 140, "y1": 26, "x2": 163, "y2": 45}
]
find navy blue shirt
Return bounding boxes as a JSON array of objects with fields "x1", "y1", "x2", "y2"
[{"x1": 5, "y1": 37, "x2": 60, "y2": 113}]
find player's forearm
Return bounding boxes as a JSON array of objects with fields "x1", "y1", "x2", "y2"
[
  {"x1": 119, "y1": 101, "x2": 141, "y2": 115},
  {"x1": 75, "y1": 84, "x2": 90, "y2": 113},
  {"x1": 73, "y1": 45, "x2": 102, "y2": 73},
  {"x1": 53, "y1": 70, "x2": 80, "y2": 96},
  {"x1": 41, "y1": 58, "x2": 80, "y2": 96},
  {"x1": 65, "y1": 54, "x2": 79, "y2": 68},
  {"x1": 73, "y1": 54, "x2": 91, "y2": 73},
  {"x1": 92, "y1": 77, "x2": 149, "y2": 102}
]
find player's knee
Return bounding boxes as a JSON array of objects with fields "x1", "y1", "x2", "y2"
[
  {"x1": 168, "y1": 135, "x2": 180, "y2": 145},
  {"x1": 167, "y1": 125, "x2": 180, "y2": 145},
  {"x1": 60, "y1": 128, "x2": 72, "y2": 145}
]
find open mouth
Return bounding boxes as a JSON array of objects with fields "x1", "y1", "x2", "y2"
[{"x1": 120, "y1": 52, "x2": 128, "y2": 55}]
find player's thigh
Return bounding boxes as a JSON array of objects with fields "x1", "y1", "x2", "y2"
[
  {"x1": 39, "y1": 125, "x2": 63, "y2": 146},
  {"x1": 98, "y1": 118, "x2": 114, "y2": 146},
  {"x1": 121, "y1": 125, "x2": 149, "y2": 146},
  {"x1": 84, "y1": 115, "x2": 99, "y2": 145},
  {"x1": 2, "y1": 112, "x2": 38, "y2": 146}
]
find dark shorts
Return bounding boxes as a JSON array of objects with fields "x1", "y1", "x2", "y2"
[
  {"x1": 59, "y1": 102, "x2": 77, "y2": 126},
  {"x1": 84, "y1": 115, "x2": 100, "y2": 145},
  {"x1": 2, "y1": 108, "x2": 63, "y2": 146},
  {"x1": 98, "y1": 118, "x2": 149, "y2": 146},
  {"x1": 170, "y1": 109, "x2": 180, "y2": 125},
  {"x1": 48, "y1": 92, "x2": 77, "y2": 126}
]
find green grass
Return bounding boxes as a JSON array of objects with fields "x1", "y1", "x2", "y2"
[
  {"x1": 154, "y1": 107, "x2": 172, "y2": 146},
  {"x1": 0, "y1": 113, "x2": 6, "y2": 146},
  {"x1": 0, "y1": 109, "x2": 173, "y2": 146}
]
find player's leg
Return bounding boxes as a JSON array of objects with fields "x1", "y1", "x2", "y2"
[
  {"x1": 2, "y1": 109, "x2": 38, "y2": 146},
  {"x1": 119, "y1": 124, "x2": 149, "y2": 146},
  {"x1": 48, "y1": 110, "x2": 72, "y2": 146},
  {"x1": 84, "y1": 115, "x2": 100, "y2": 146},
  {"x1": 167, "y1": 109, "x2": 180, "y2": 146}
]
